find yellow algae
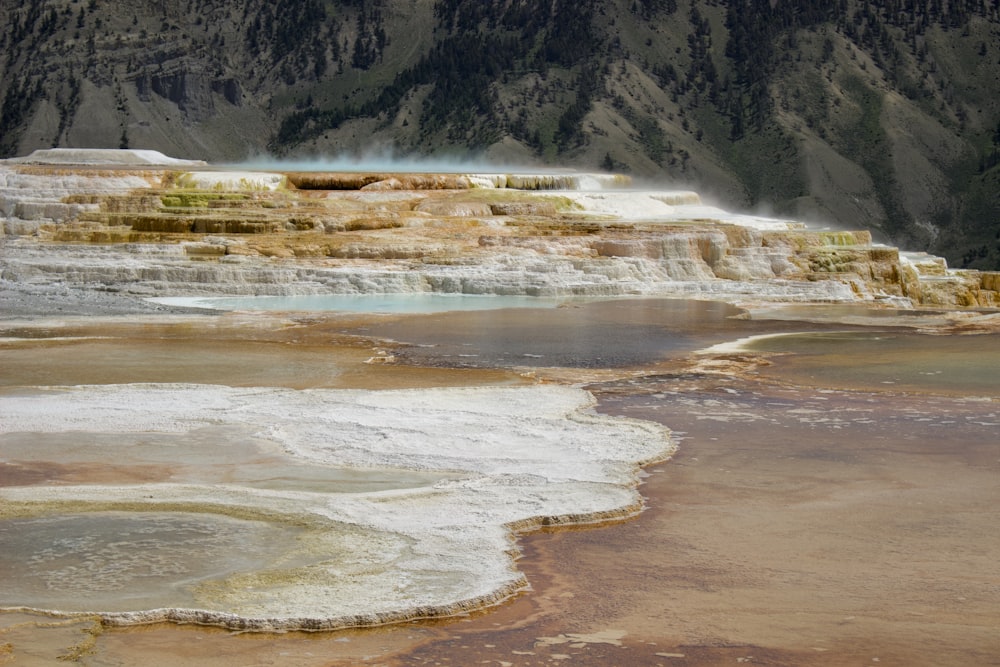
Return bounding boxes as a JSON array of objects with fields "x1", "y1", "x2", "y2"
[{"x1": 160, "y1": 192, "x2": 250, "y2": 208}]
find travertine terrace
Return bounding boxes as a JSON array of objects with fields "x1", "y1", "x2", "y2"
[
  {"x1": 1, "y1": 384, "x2": 673, "y2": 630},
  {"x1": 1, "y1": 149, "x2": 998, "y2": 633},
  {"x1": 2, "y1": 149, "x2": 997, "y2": 307}
]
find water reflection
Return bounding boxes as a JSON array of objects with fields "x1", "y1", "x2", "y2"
[
  {"x1": 2, "y1": 295, "x2": 998, "y2": 665},
  {"x1": 368, "y1": 299, "x2": 812, "y2": 369}
]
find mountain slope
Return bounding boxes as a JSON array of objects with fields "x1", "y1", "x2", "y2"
[{"x1": 2, "y1": 0, "x2": 999, "y2": 269}]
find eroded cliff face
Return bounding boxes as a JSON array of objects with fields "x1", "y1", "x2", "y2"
[{"x1": 1, "y1": 152, "x2": 997, "y2": 308}]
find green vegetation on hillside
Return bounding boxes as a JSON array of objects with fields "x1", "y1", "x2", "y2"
[{"x1": 1, "y1": 0, "x2": 998, "y2": 268}]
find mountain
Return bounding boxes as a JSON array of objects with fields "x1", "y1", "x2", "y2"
[{"x1": 2, "y1": 0, "x2": 999, "y2": 270}]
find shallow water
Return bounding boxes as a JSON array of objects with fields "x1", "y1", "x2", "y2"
[
  {"x1": 0, "y1": 427, "x2": 454, "y2": 492},
  {"x1": 743, "y1": 330, "x2": 1000, "y2": 395},
  {"x1": 1, "y1": 297, "x2": 997, "y2": 665},
  {"x1": 0, "y1": 513, "x2": 316, "y2": 612},
  {"x1": 369, "y1": 298, "x2": 813, "y2": 368},
  {"x1": 0, "y1": 317, "x2": 526, "y2": 389}
]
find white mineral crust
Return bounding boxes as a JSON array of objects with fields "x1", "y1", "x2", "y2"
[
  {"x1": 563, "y1": 191, "x2": 802, "y2": 230},
  {"x1": 0, "y1": 237, "x2": 862, "y2": 302},
  {"x1": 0, "y1": 384, "x2": 673, "y2": 629},
  {"x1": 176, "y1": 170, "x2": 287, "y2": 190},
  {"x1": 8, "y1": 148, "x2": 206, "y2": 166}
]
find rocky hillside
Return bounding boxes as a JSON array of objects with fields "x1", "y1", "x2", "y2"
[{"x1": 2, "y1": 0, "x2": 999, "y2": 269}]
